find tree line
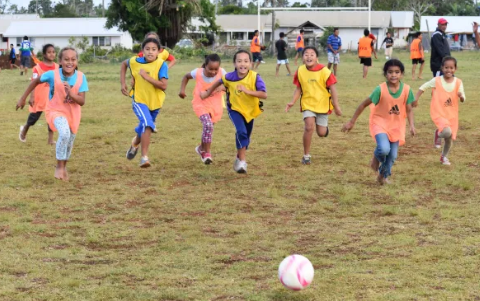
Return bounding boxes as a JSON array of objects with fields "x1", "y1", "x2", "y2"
[{"x1": 0, "y1": 0, "x2": 105, "y2": 17}]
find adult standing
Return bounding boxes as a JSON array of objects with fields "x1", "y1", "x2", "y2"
[
  {"x1": 410, "y1": 32, "x2": 425, "y2": 80},
  {"x1": 19, "y1": 36, "x2": 34, "y2": 77},
  {"x1": 327, "y1": 28, "x2": 342, "y2": 76},
  {"x1": 473, "y1": 22, "x2": 480, "y2": 46},
  {"x1": 430, "y1": 18, "x2": 450, "y2": 77},
  {"x1": 294, "y1": 29, "x2": 305, "y2": 65},
  {"x1": 381, "y1": 32, "x2": 394, "y2": 59},
  {"x1": 250, "y1": 30, "x2": 263, "y2": 71},
  {"x1": 275, "y1": 32, "x2": 291, "y2": 76},
  {"x1": 358, "y1": 29, "x2": 377, "y2": 79}
]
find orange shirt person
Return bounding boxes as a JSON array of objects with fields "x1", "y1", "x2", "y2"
[
  {"x1": 342, "y1": 59, "x2": 416, "y2": 185},
  {"x1": 410, "y1": 32, "x2": 425, "y2": 80},
  {"x1": 250, "y1": 30, "x2": 263, "y2": 70},
  {"x1": 358, "y1": 29, "x2": 377, "y2": 79},
  {"x1": 294, "y1": 29, "x2": 305, "y2": 65}
]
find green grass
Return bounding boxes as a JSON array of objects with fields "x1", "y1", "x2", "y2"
[{"x1": 1, "y1": 51, "x2": 480, "y2": 300}]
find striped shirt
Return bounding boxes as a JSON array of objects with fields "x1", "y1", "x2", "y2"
[{"x1": 327, "y1": 35, "x2": 342, "y2": 53}]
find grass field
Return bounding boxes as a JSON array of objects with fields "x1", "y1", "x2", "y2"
[{"x1": 1, "y1": 51, "x2": 480, "y2": 300}]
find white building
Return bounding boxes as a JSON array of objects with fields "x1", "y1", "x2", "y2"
[
  {"x1": 0, "y1": 14, "x2": 40, "y2": 52},
  {"x1": 390, "y1": 11, "x2": 414, "y2": 48},
  {"x1": 3, "y1": 18, "x2": 133, "y2": 53}
]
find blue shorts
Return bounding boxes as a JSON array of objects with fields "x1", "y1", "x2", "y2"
[
  {"x1": 296, "y1": 47, "x2": 304, "y2": 53},
  {"x1": 132, "y1": 101, "x2": 159, "y2": 136}
]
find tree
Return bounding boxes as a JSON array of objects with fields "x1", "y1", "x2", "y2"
[
  {"x1": 219, "y1": 4, "x2": 246, "y2": 14},
  {"x1": 408, "y1": 0, "x2": 433, "y2": 28},
  {"x1": 291, "y1": 2, "x2": 309, "y2": 7},
  {"x1": 0, "y1": 0, "x2": 9, "y2": 13},
  {"x1": 49, "y1": 3, "x2": 77, "y2": 17}
]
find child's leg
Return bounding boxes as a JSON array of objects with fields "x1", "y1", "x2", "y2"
[
  {"x1": 418, "y1": 62, "x2": 425, "y2": 79},
  {"x1": 412, "y1": 63, "x2": 417, "y2": 79},
  {"x1": 228, "y1": 110, "x2": 249, "y2": 161},
  {"x1": 315, "y1": 114, "x2": 329, "y2": 137},
  {"x1": 303, "y1": 116, "x2": 316, "y2": 156},
  {"x1": 141, "y1": 127, "x2": 152, "y2": 157},
  {"x1": 199, "y1": 114, "x2": 213, "y2": 153},
  {"x1": 276, "y1": 64, "x2": 280, "y2": 76},
  {"x1": 363, "y1": 65, "x2": 368, "y2": 78},
  {"x1": 21, "y1": 111, "x2": 42, "y2": 139},
  {"x1": 374, "y1": 133, "x2": 392, "y2": 178},
  {"x1": 438, "y1": 127, "x2": 453, "y2": 157},
  {"x1": 53, "y1": 116, "x2": 71, "y2": 180},
  {"x1": 286, "y1": 63, "x2": 292, "y2": 75},
  {"x1": 381, "y1": 141, "x2": 399, "y2": 179},
  {"x1": 47, "y1": 124, "x2": 55, "y2": 145},
  {"x1": 132, "y1": 102, "x2": 158, "y2": 160}
]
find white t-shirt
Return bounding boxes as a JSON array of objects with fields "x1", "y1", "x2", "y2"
[
  {"x1": 190, "y1": 68, "x2": 226, "y2": 83},
  {"x1": 419, "y1": 77, "x2": 466, "y2": 101}
]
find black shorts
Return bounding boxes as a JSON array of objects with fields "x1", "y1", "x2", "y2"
[
  {"x1": 21, "y1": 56, "x2": 31, "y2": 68},
  {"x1": 10, "y1": 58, "x2": 16, "y2": 64},
  {"x1": 412, "y1": 58, "x2": 425, "y2": 65},
  {"x1": 252, "y1": 52, "x2": 263, "y2": 63},
  {"x1": 360, "y1": 58, "x2": 372, "y2": 67}
]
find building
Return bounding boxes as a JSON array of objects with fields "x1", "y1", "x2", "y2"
[
  {"x1": 390, "y1": 11, "x2": 414, "y2": 48},
  {"x1": 0, "y1": 14, "x2": 40, "y2": 52},
  {"x1": 3, "y1": 18, "x2": 133, "y2": 53}
]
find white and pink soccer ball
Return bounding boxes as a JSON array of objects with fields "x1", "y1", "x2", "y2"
[{"x1": 278, "y1": 254, "x2": 314, "y2": 290}]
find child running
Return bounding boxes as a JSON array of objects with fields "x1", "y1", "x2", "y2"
[
  {"x1": 200, "y1": 50, "x2": 267, "y2": 174},
  {"x1": 16, "y1": 47, "x2": 89, "y2": 181},
  {"x1": 342, "y1": 59, "x2": 416, "y2": 185},
  {"x1": 138, "y1": 32, "x2": 176, "y2": 69},
  {"x1": 413, "y1": 56, "x2": 465, "y2": 165},
  {"x1": 121, "y1": 38, "x2": 168, "y2": 168},
  {"x1": 285, "y1": 46, "x2": 342, "y2": 165},
  {"x1": 178, "y1": 54, "x2": 226, "y2": 164},
  {"x1": 18, "y1": 44, "x2": 58, "y2": 145}
]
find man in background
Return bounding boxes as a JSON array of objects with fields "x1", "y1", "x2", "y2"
[
  {"x1": 430, "y1": 18, "x2": 450, "y2": 77},
  {"x1": 275, "y1": 32, "x2": 291, "y2": 76},
  {"x1": 327, "y1": 28, "x2": 342, "y2": 76},
  {"x1": 19, "y1": 36, "x2": 35, "y2": 76}
]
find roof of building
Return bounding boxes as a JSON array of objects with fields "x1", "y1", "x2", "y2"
[
  {"x1": 3, "y1": 18, "x2": 124, "y2": 37},
  {"x1": 420, "y1": 16, "x2": 480, "y2": 34},
  {"x1": 268, "y1": 11, "x2": 391, "y2": 28},
  {"x1": 0, "y1": 14, "x2": 40, "y2": 33},
  {"x1": 390, "y1": 11, "x2": 414, "y2": 28},
  {"x1": 214, "y1": 15, "x2": 272, "y2": 32}
]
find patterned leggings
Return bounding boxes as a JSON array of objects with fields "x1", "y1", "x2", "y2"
[
  {"x1": 199, "y1": 114, "x2": 214, "y2": 144},
  {"x1": 54, "y1": 117, "x2": 76, "y2": 160}
]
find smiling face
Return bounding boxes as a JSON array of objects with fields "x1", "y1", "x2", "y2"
[
  {"x1": 442, "y1": 59, "x2": 456, "y2": 79},
  {"x1": 143, "y1": 42, "x2": 160, "y2": 63},
  {"x1": 302, "y1": 49, "x2": 317, "y2": 68},
  {"x1": 234, "y1": 52, "x2": 251, "y2": 76},
  {"x1": 45, "y1": 46, "x2": 56, "y2": 63},
  {"x1": 204, "y1": 61, "x2": 220, "y2": 78},
  {"x1": 385, "y1": 66, "x2": 403, "y2": 85},
  {"x1": 59, "y1": 49, "x2": 78, "y2": 75}
]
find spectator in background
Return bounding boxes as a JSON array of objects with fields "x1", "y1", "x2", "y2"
[
  {"x1": 358, "y1": 29, "x2": 377, "y2": 79},
  {"x1": 327, "y1": 28, "x2": 342, "y2": 76},
  {"x1": 294, "y1": 29, "x2": 305, "y2": 65},
  {"x1": 19, "y1": 36, "x2": 35, "y2": 76},
  {"x1": 473, "y1": 22, "x2": 480, "y2": 47},
  {"x1": 10, "y1": 44, "x2": 19, "y2": 70},
  {"x1": 430, "y1": 18, "x2": 451, "y2": 77},
  {"x1": 250, "y1": 30, "x2": 263, "y2": 70},
  {"x1": 410, "y1": 32, "x2": 425, "y2": 80},
  {"x1": 381, "y1": 32, "x2": 394, "y2": 59},
  {"x1": 275, "y1": 32, "x2": 291, "y2": 76}
]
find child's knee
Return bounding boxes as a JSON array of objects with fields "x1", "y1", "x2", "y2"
[
  {"x1": 304, "y1": 122, "x2": 315, "y2": 133},
  {"x1": 376, "y1": 146, "x2": 391, "y2": 157},
  {"x1": 441, "y1": 127, "x2": 452, "y2": 138},
  {"x1": 316, "y1": 126, "x2": 329, "y2": 137}
]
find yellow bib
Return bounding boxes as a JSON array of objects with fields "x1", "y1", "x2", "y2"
[
  {"x1": 297, "y1": 65, "x2": 333, "y2": 114},
  {"x1": 223, "y1": 71, "x2": 262, "y2": 123},
  {"x1": 129, "y1": 56, "x2": 166, "y2": 110}
]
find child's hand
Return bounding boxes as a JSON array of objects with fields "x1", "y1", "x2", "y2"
[
  {"x1": 285, "y1": 102, "x2": 295, "y2": 112},
  {"x1": 334, "y1": 107, "x2": 342, "y2": 116},
  {"x1": 412, "y1": 100, "x2": 419, "y2": 108},
  {"x1": 28, "y1": 98, "x2": 34, "y2": 107},
  {"x1": 236, "y1": 84, "x2": 246, "y2": 93},
  {"x1": 341, "y1": 121, "x2": 355, "y2": 133},
  {"x1": 410, "y1": 126, "x2": 416, "y2": 137},
  {"x1": 16, "y1": 98, "x2": 26, "y2": 111},
  {"x1": 63, "y1": 82, "x2": 71, "y2": 96},
  {"x1": 457, "y1": 92, "x2": 465, "y2": 102},
  {"x1": 139, "y1": 69, "x2": 148, "y2": 79},
  {"x1": 200, "y1": 91, "x2": 208, "y2": 100},
  {"x1": 178, "y1": 91, "x2": 187, "y2": 99},
  {"x1": 121, "y1": 84, "x2": 129, "y2": 97}
]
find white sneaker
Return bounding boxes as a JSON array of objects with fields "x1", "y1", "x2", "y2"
[
  {"x1": 233, "y1": 158, "x2": 247, "y2": 173},
  {"x1": 19, "y1": 126, "x2": 26, "y2": 143},
  {"x1": 440, "y1": 156, "x2": 451, "y2": 165},
  {"x1": 261, "y1": 60, "x2": 266, "y2": 64}
]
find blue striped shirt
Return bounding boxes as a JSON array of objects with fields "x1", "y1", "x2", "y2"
[{"x1": 327, "y1": 35, "x2": 342, "y2": 53}]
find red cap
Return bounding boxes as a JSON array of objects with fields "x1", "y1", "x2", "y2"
[{"x1": 438, "y1": 18, "x2": 448, "y2": 25}]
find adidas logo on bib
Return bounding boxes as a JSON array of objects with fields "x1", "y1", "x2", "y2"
[{"x1": 389, "y1": 105, "x2": 400, "y2": 115}]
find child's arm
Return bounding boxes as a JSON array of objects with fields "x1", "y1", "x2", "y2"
[
  {"x1": 236, "y1": 85, "x2": 267, "y2": 99},
  {"x1": 120, "y1": 59, "x2": 129, "y2": 96},
  {"x1": 329, "y1": 84, "x2": 342, "y2": 116},
  {"x1": 28, "y1": 90, "x2": 35, "y2": 107},
  {"x1": 200, "y1": 80, "x2": 223, "y2": 100},
  {"x1": 16, "y1": 78, "x2": 42, "y2": 110},
  {"x1": 64, "y1": 84, "x2": 86, "y2": 106},
  {"x1": 285, "y1": 86, "x2": 301, "y2": 112},
  {"x1": 407, "y1": 103, "x2": 416, "y2": 136},
  {"x1": 167, "y1": 55, "x2": 176, "y2": 69},
  {"x1": 178, "y1": 72, "x2": 193, "y2": 99},
  {"x1": 458, "y1": 81, "x2": 466, "y2": 102},
  {"x1": 139, "y1": 69, "x2": 167, "y2": 91},
  {"x1": 413, "y1": 78, "x2": 436, "y2": 107},
  {"x1": 341, "y1": 97, "x2": 372, "y2": 133}
]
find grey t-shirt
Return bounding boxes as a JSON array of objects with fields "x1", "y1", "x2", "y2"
[{"x1": 190, "y1": 68, "x2": 227, "y2": 83}]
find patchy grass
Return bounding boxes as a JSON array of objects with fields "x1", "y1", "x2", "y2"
[{"x1": 1, "y1": 51, "x2": 480, "y2": 301}]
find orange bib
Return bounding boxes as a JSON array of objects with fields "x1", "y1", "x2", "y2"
[
  {"x1": 46, "y1": 70, "x2": 84, "y2": 134},
  {"x1": 295, "y1": 35, "x2": 304, "y2": 50},
  {"x1": 410, "y1": 39, "x2": 423, "y2": 59},
  {"x1": 369, "y1": 82, "x2": 410, "y2": 146},
  {"x1": 358, "y1": 37, "x2": 373, "y2": 58},
  {"x1": 250, "y1": 37, "x2": 260, "y2": 53},
  {"x1": 30, "y1": 63, "x2": 59, "y2": 113},
  {"x1": 430, "y1": 77, "x2": 461, "y2": 140},
  {"x1": 192, "y1": 69, "x2": 224, "y2": 123}
]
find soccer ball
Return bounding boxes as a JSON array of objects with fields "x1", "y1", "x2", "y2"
[
  {"x1": 278, "y1": 254, "x2": 314, "y2": 290},
  {"x1": 386, "y1": 56, "x2": 390, "y2": 60}
]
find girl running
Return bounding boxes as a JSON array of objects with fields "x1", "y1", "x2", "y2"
[
  {"x1": 342, "y1": 59, "x2": 416, "y2": 185},
  {"x1": 121, "y1": 38, "x2": 168, "y2": 168},
  {"x1": 138, "y1": 32, "x2": 176, "y2": 69},
  {"x1": 413, "y1": 56, "x2": 465, "y2": 165},
  {"x1": 178, "y1": 54, "x2": 226, "y2": 164},
  {"x1": 18, "y1": 44, "x2": 58, "y2": 145},
  {"x1": 16, "y1": 47, "x2": 89, "y2": 181},
  {"x1": 200, "y1": 50, "x2": 267, "y2": 174},
  {"x1": 285, "y1": 46, "x2": 342, "y2": 165}
]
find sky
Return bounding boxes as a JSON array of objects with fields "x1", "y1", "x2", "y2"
[{"x1": 13, "y1": 0, "x2": 112, "y2": 9}]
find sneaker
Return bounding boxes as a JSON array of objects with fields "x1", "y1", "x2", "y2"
[
  {"x1": 434, "y1": 129, "x2": 442, "y2": 149},
  {"x1": 126, "y1": 137, "x2": 139, "y2": 160},
  {"x1": 20, "y1": 71, "x2": 23, "y2": 76},
  {"x1": 233, "y1": 158, "x2": 247, "y2": 173},
  {"x1": 261, "y1": 60, "x2": 266, "y2": 64},
  {"x1": 286, "y1": 73, "x2": 291, "y2": 76},
  {"x1": 440, "y1": 156, "x2": 451, "y2": 165},
  {"x1": 139, "y1": 156, "x2": 151, "y2": 168},
  {"x1": 19, "y1": 126, "x2": 26, "y2": 143},
  {"x1": 202, "y1": 152, "x2": 213, "y2": 165},
  {"x1": 302, "y1": 154, "x2": 311, "y2": 165}
]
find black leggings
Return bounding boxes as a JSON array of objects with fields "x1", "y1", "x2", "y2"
[{"x1": 26, "y1": 111, "x2": 52, "y2": 131}]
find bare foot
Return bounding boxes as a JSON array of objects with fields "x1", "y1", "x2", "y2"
[
  {"x1": 48, "y1": 140, "x2": 56, "y2": 145},
  {"x1": 377, "y1": 173, "x2": 385, "y2": 186},
  {"x1": 54, "y1": 166, "x2": 62, "y2": 180},
  {"x1": 418, "y1": 76, "x2": 423, "y2": 79},
  {"x1": 370, "y1": 155, "x2": 380, "y2": 172},
  {"x1": 63, "y1": 168, "x2": 69, "y2": 182},
  {"x1": 383, "y1": 177, "x2": 390, "y2": 185}
]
